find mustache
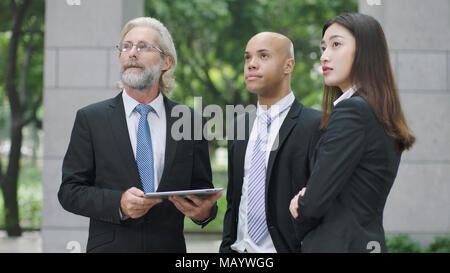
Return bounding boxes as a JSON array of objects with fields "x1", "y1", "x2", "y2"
[{"x1": 122, "y1": 60, "x2": 145, "y2": 70}]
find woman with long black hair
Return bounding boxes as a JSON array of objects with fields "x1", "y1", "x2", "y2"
[{"x1": 289, "y1": 13, "x2": 415, "y2": 253}]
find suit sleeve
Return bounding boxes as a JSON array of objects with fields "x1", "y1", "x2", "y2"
[
  {"x1": 58, "y1": 109, "x2": 123, "y2": 224},
  {"x1": 292, "y1": 116, "x2": 325, "y2": 240},
  {"x1": 297, "y1": 99, "x2": 367, "y2": 230},
  {"x1": 219, "y1": 138, "x2": 236, "y2": 253}
]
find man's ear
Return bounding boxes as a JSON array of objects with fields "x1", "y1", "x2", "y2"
[
  {"x1": 162, "y1": 56, "x2": 173, "y2": 71},
  {"x1": 284, "y1": 58, "x2": 295, "y2": 74}
]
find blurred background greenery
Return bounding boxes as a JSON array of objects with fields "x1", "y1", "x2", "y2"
[{"x1": 0, "y1": 0, "x2": 448, "y2": 252}]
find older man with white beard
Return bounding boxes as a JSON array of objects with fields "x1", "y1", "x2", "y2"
[{"x1": 58, "y1": 17, "x2": 221, "y2": 253}]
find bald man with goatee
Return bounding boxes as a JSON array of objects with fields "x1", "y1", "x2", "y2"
[{"x1": 220, "y1": 32, "x2": 322, "y2": 253}]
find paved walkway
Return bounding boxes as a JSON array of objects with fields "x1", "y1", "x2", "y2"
[
  {"x1": 0, "y1": 231, "x2": 42, "y2": 253},
  {"x1": 0, "y1": 231, "x2": 222, "y2": 253}
]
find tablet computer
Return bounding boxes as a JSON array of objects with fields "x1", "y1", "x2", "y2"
[{"x1": 144, "y1": 188, "x2": 224, "y2": 199}]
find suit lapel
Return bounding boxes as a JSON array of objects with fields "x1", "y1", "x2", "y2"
[
  {"x1": 265, "y1": 100, "x2": 303, "y2": 191},
  {"x1": 158, "y1": 96, "x2": 179, "y2": 190},
  {"x1": 107, "y1": 92, "x2": 142, "y2": 190}
]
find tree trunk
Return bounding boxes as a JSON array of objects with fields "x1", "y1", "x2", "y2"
[
  {"x1": 2, "y1": 119, "x2": 24, "y2": 236},
  {"x1": 1, "y1": 0, "x2": 32, "y2": 237}
]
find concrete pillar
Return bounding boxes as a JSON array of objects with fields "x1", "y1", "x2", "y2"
[
  {"x1": 359, "y1": 0, "x2": 450, "y2": 245},
  {"x1": 42, "y1": 0, "x2": 143, "y2": 252}
]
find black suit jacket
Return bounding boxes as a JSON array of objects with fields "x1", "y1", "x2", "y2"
[
  {"x1": 219, "y1": 99, "x2": 322, "y2": 253},
  {"x1": 58, "y1": 92, "x2": 217, "y2": 253},
  {"x1": 295, "y1": 95, "x2": 401, "y2": 253}
]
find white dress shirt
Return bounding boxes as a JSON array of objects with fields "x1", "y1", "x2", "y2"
[
  {"x1": 122, "y1": 90, "x2": 166, "y2": 191},
  {"x1": 231, "y1": 91, "x2": 295, "y2": 253},
  {"x1": 333, "y1": 86, "x2": 356, "y2": 106}
]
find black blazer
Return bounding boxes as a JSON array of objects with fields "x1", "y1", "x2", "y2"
[
  {"x1": 220, "y1": 99, "x2": 322, "y2": 253},
  {"x1": 58, "y1": 92, "x2": 217, "y2": 253},
  {"x1": 295, "y1": 95, "x2": 401, "y2": 253}
]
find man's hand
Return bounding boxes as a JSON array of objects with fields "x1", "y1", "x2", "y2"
[
  {"x1": 169, "y1": 191, "x2": 222, "y2": 222},
  {"x1": 120, "y1": 187, "x2": 162, "y2": 219},
  {"x1": 289, "y1": 187, "x2": 306, "y2": 219}
]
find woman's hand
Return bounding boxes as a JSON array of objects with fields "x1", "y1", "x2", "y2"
[{"x1": 289, "y1": 187, "x2": 306, "y2": 219}]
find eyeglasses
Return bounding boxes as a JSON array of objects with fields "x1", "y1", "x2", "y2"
[{"x1": 116, "y1": 41, "x2": 166, "y2": 55}]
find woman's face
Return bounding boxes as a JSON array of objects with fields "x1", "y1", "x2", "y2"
[{"x1": 320, "y1": 23, "x2": 356, "y2": 92}]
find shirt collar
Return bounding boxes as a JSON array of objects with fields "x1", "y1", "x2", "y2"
[
  {"x1": 256, "y1": 91, "x2": 295, "y2": 120},
  {"x1": 333, "y1": 86, "x2": 356, "y2": 106},
  {"x1": 122, "y1": 89, "x2": 164, "y2": 118}
]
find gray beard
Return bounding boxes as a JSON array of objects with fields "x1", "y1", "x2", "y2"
[{"x1": 120, "y1": 62, "x2": 162, "y2": 90}]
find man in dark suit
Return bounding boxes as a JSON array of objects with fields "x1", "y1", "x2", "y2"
[
  {"x1": 219, "y1": 32, "x2": 322, "y2": 253},
  {"x1": 58, "y1": 17, "x2": 221, "y2": 253}
]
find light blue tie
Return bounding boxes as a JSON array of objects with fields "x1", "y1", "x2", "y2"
[
  {"x1": 247, "y1": 111, "x2": 271, "y2": 244},
  {"x1": 135, "y1": 104, "x2": 155, "y2": 193}
]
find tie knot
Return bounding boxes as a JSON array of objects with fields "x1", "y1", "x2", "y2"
[
  {"x1": 259, "y1": 111, "x2": 271, "y2": 127},
  {"x1": 135, "y1": 104, "x2": 154, "y2": 117}
]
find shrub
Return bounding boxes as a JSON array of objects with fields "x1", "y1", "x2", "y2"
[
  {"x1": 425, "y1": 237, "x2": 450, "y2": 253},
  {"x1": 386, "y1": 234, "x2": 423, "y2": 253}
]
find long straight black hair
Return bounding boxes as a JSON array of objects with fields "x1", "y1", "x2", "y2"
[{"x1": 320, "y1": 13, "x2": 415, "y2": 154}]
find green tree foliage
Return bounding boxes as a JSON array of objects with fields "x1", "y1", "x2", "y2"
[{"x1": 0, "y1": 0, "x2": 44, "y2": 236}]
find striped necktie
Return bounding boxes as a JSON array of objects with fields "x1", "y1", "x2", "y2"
[{"x1": 247, "y1": 111, "x2": 272, "y2": 244}]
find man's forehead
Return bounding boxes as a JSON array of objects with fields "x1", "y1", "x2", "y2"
[
  {"x1": 123, "y1": 26, "x2": 161, "y2": 42},
  {"x1": 244, "y1": 47, "x2": 271, "y2": 54}
]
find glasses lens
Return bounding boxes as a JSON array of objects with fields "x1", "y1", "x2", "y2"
[
  {"x1": 136, "y1": 42, "x2": 148, "y2": 51},
  {"x1": 120, "y1": 42, "x2": 131, "y2": 52}
]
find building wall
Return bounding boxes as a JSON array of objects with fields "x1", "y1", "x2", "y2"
[
  {"x1": 42, "y1": 0, "x2": 143, "y2": 252},
  {"x1": 359, "y1": 0, "x2": 450, "y2": 245}
]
